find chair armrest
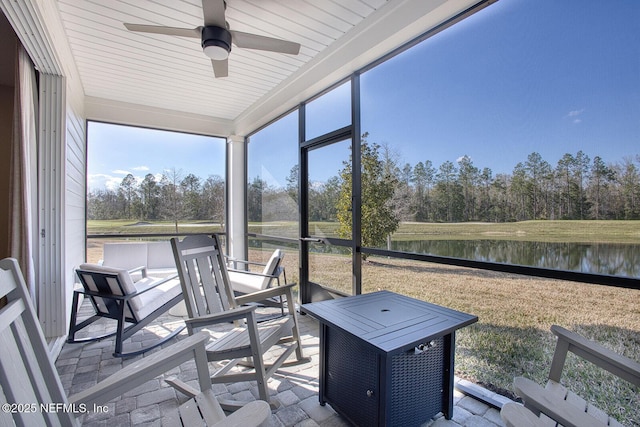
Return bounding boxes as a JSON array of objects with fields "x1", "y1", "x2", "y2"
[
  {"x1": 184, "y1": 305, "x2": 257, "y2": 329},
  {"x1": 235, "y1": 283, "x2": 295, "y2": 306},
  {"x1": 127, "y1": 265, "x2": 148, "y2": 278},
  {"x1": 224, "y1": 255, "x2": 267, "y2": 268},
  {"x1": 550, "y1": 325, "x2": 640, "y2": 386},
  {"x1": 68, "y1": 331, "x2": 210, "y2": 407},
  {"x1": 227, "y1": 269, "x2": 277, "y2": 279},
  {"x1": 514, "y1": 377, "x2": 606, "y2": 427},
  {"x1": 133, "y1": 273, "x2": 180, "y2": 294},
  {"x1": 500, "y1": 402, "x2": 546, "y2": 427},
  {"x1": 214, "y1": 400, "x2": 271, "y2": 427}
]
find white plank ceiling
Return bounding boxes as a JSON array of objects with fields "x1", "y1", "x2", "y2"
[{"x1": 55, "y1": 0, "x2": 482, "y2": 135}]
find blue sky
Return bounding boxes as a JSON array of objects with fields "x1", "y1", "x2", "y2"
[
  {"x1": 90, "y1": 0, "x2": 639, "y2": 190},
  {"x1": 360, "y1": 0, "x2": 640, "y2": 176},
  {"x1": 88, "y1": 123, "x2": 225, "y2": 191}
]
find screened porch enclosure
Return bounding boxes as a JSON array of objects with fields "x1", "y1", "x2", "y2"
[{"x1": 1, "y1": 0, "x2": 639, "y2": 425}]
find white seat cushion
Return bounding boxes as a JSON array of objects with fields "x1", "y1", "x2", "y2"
[
  {"x1": 77, "y1": 263, "x2": 182, "y2": 321},
  {"x1": 228, "y1": 270, "x2": 265, "y2": 294},
  {"x1": 132, "y1": 277, "x2": 182, "y2": 320},
  {"x1": 227, "y1": 249, "x2": 284, "y2": 294}
]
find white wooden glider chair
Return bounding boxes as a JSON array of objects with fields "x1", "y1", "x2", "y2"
[
  {"x1": 170, "y1": 234, "x2": 308, "y2": 408},
  {"x1": 69, "y1": 263, "x2": 185, "y2": 357},
  {"x1": 501, "y1": 324, "x2": 640, "y2": 427},
  {"x1": 0, "y1": 257, "x2": 271, "y2": 427}
]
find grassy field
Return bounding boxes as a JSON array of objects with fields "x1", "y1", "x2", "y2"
[
  {"x1": 246, "y1": 219, "x2": 640, "y2": 243},
  {"x1": 87, "y1": 219, "x2": 224, "y2": 235},
  {"x1": 88, "y1": 219, "x2": 640, "y2": 425},
  {"x1": 392, "y1": 220, "x2": 640, "y2": 243},
  {"x1": 290, "y1": 251, "x2": 640, "y2": 426},
  {"x1": 89, "y1": 219, "x2": 640, "y2": 243}
]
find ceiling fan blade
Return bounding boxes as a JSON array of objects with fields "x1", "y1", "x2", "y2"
[
  {"x1": 231, "y1": 31, "x2": 300, "y2": 55},
  {"x1": 202, "y1": 0, "x2": 226, "y2": 27},
  {"x1": 211, "y1": 59, "x2": 228, "y2": 78},
  {"x1": 124, "y1": 23, "x2": 200, "y2": 38}
]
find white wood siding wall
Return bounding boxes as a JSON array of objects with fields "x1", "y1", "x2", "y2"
[
  {"x1": 37, "y1": 74, "x2": 65, "y2": 337},
  {"x1": 63, "y1": 97, "x2": 86, "y2": 338}
]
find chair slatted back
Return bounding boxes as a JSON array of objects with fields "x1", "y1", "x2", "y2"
[
  {"x1": 75, "y1": 266, "x2": 137, "y2": 322},
  {"x1": 0, "y1": 258, "x2": 76, "y2": 427},
  {"x1": 260, "y1": 249, "x2": 284, "y2": 289},
  {"x1": 171, "y1": 235, "x2": 237, "y2": 320}
]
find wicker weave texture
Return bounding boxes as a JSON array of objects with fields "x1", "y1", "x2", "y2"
[
  {"x1": 389, "y1": 336, "x2": 445, "y2": 426},
  {"x1": 325, "y1": 326, "x2": 379, "y2": 426},
  {"x1": 324, "y1": 326, "x2": 446, "y2": 426}
]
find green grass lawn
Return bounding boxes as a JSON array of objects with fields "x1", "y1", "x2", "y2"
[
  {"x1": 90, "y1": 219, "x2": 640, "y2": 243},
  {"x1": 302, "y1": 252, "x2": 640, "y2": 426},
  {"x1": 392, "y1": 220, "x2": 640, "y2": 243},
  {"x1": 87, "y1": 219, "x2": 224, "y2": 235}
]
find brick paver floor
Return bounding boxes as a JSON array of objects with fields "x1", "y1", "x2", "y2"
[{"x1": 57, "y1": 301, "x2": 510, "y2": 426}]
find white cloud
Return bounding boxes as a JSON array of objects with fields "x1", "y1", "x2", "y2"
[
  {"x1": 565, "y1": 109, "x2": 585, "y2": 124},
  {"x1": 88, "y1": 174, "x2": 123, "y2": 191},
  {"x1": 105, "y1": 177, "x2": 124, "y2": 191},
  {"x1": 456, "y1": 155, "x2": 472, "y2": 163},
  {"x1": 132, "y1": 165, "x2": 149, "y2": 171},
  {"x1": 88, "y1": 170, "x2": 170, "y2": 192}
]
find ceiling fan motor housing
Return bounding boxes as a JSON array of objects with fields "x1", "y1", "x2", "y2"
[{"x1": 202, "y1": 26, "x2": 232, "y2": 58}]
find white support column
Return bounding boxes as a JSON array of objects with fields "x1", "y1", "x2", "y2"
[{"x1": 227, "y1": 135, "x2": 246, "y2": 261}]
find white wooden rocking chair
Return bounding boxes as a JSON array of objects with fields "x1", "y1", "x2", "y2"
[
  {"x1": 170, "y1": 234, "x2": 309, "y2": 408},
  {"x1": 0, "y1": 258, "x2": 270, "y2": 427}
]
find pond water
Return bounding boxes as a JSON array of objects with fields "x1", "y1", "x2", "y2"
[
  {"x1": 391, "y1": 240, "x2": 640, "y2": 278},
  {"x1": 250, "y1": 237, "x2": 640, "y2": 278}
]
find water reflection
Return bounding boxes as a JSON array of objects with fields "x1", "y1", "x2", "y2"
[
  {"x1": 249, "y1": 238, "x2": 640, "y2": 278},
  {"x1": 392, "y1": 240, "x2": 640, "y2": 278}
]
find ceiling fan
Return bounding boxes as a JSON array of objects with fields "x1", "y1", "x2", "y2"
[{"x1": 124, "y1": 0, "x2": 301, "y2": 78}]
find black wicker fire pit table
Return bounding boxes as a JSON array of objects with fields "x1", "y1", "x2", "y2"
[{"x1": 302, "y1": 290, "x2": 478, "y2": 427}]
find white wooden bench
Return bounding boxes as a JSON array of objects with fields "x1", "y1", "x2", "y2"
[{"x1": 501, "y1": 325, "x2": 640, "y2": 427}]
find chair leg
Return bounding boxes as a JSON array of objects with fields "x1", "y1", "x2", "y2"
[
  {"x1": 67, "y1": 291, "x2": 118, "y2": 344},
  {"x1": 253, "y1": 357, "x2": 270, "y2": 403},
  {"x1": 67, "y1": 291, "x2": 82, "y2": 342},
  {"x1": 286, "y1": 293, "x2": 306, "y2": 362},
  {"x1": 68, "y1": 291, "x2": 80, "y2": 334},
  {"x1": 111, "y1": 296, "x2": 186, "y2": 358},
  {"x1": 113, "y1": 300, "x2": 127, "y2": 357}
]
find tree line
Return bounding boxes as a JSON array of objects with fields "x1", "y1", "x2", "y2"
[
  {"x1": 386, "y1": 150, "x2": 640, "y2": 223},
  {"x1": 89, "y1": 141, "x2": 640, "y2": 229},
  {"x1": 88, "y1": 168, "x2": 225, "y2": 228},
  {"x1": 251, "y1": 139, "x2": 640, "y2": 225}
]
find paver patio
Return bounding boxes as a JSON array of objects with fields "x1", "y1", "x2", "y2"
[{"x1": 56, "y1": 301, "x2": 510, "y2": 426}]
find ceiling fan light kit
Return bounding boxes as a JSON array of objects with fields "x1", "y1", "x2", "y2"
[
  {"x1": 124, "y1": 0, "x2": 300, "y2": 78},
  {"x1": 202, "y1": 26, "x2": 231, "y2": 60}
]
